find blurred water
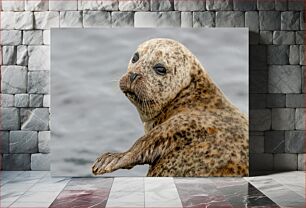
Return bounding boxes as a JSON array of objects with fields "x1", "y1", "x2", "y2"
[{"x1": 51, "y1": 28, "x2": 248, "y2": 177}]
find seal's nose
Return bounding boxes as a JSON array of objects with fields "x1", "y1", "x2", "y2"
[{"x1": 129, "y1": 72, "x2": 139, "y2": 83}]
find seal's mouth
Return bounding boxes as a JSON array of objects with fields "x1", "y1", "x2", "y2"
[
  {"x1": 123, "y1": 90, "x2": 155, "y2": 105},
  {"x1": 124, "y1": 90, "x2": 137, "y2": 100}
]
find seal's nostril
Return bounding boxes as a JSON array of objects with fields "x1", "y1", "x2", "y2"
[{"x1": 129, "y1": 72, "x2": 139, "y2": 83}]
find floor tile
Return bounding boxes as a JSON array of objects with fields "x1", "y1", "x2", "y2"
[
  {"x1": 246, "y1": 176, "x2": 305, "y2": 207},
  {"x1": 9, "y1": 201, "x2": 52, "y2": 208},
  {"x1": 50, "y1": 190, "x2": 109, "y2": 208},
  {"x1": 28, "y1": 177, "x2": 70, "y2": 192},
  {"x1": 10, "y1": 191, "x2": 60, "y2": 203},
  {"x1": 145, "y1": 177, "x2": 182, "y2": 208},
  {"x1": 175, "y1": 178, "x2": 232, "y2": 208},
  {"x1": 1, "y1": 171, "x2": 24, "y2": 186},
  {"x1": 65, "y1": 177, "x2": 113, "y2": 191},
  {"x1": 269, "y1": 171, "x2": 305, "y2": 198},
  {"x1": 106, "y1": 191, "x2": 144, "y2": 207},
  {"x1": 110, "y1": 177, "x2": 144, "y2": 192}
]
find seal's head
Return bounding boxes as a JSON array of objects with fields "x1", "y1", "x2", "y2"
[{"x1": 119, "y1": 38, "x2": 197, "y2": 122}]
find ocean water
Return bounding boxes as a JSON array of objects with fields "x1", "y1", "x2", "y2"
[{"x1": 51, "y1": 28, "x2": 248, "y2": 177}]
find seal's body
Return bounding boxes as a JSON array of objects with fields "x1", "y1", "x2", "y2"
[{"x1": 92, "y1": 38, "x2": 249, "y2": 176}]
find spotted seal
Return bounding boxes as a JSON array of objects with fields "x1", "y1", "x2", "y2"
[{"x1": 92, "y1": 38, "x2": 249, "y2": 176}]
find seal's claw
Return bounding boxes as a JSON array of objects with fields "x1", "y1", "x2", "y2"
[{"x1": 92, "y1": 152, "x2": 126, "y2": 175}]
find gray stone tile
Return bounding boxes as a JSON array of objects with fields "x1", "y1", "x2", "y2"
[
  {"x1": 17, "y1": 45, "x2": 28, "y2": 66},
  {"x1": 60, "y1": 11, "x2": 82, "y2": 28},
  {"x1": 273, "y1": 31, "x2": 295, "y2": 45},
  {"x1": 26, "y1": 0, "x2": 49, "y2": 11},
  {"x1": 174, "y1": 0, "x2": 205, "y2": 11},
  {"x1": 250, "y1": 131, "x2": 264, "y2": 136},
  {"x1": 21, "y1": 108, "x2": 49, "y2": 131},
  {"x1": 79, "y1": 0, "x2": 118, "y2": 11},
  {"x1": 31, "y1": 153, "x2": 50, "y2": 170},
  {"x1": 259, "y1": 11, "x2": 281, "y2": 30},
  {"x1": 245, "y1": 11, "x2": 258, "y2": 32},
  {"x1": 150, "y1": 0, "x2": 173, "y2": 11},
  {"x1": 1, "y1": 12, "x2": 15, "y2": 29},
  {"x1": 10, "y1": 131, "x2": 38, "y2": 153},
  {"x1": 83, "y1": 11, "x2": 111, "y2": 28},
  {"x1": 28, "y1": 71, "x2": 50, "y2": 94},
  {"x1": 300, "y1": 11, "x2": 304, "y2": 30},
  {"x1": 29, "y1": 94, "x2": 44, "y2": 107},
  {"x1": 0, "y1": 131, "x2": 9, "y2": 153},
  {"x1": 43, "y1": 95, "x2": 50, "y2": 107},
  {"x1": 1, "y1": 66, "x2": 27, "y2": 94},
  {"x1": 0, "y1": 108, "x2": 20, "y2": 130},
  {"x1": 50, "y1": 0, "x2": 77, "y2": 10},
  {"x1": 2, "y1": 1, "x2": 24, "y2": 11},
  {"x1": 286, "y1": 94, "x2": 304, "y2": 107},
  {"x1": 249, "y1": 135, "x2": 264, "y2": 153},
  {"x1": 272, "y1": 108, "x2": 295, "y2": 130},
  {"x1": 285, "y1": 131, "x2": 304, "y2": 153},
  {"x1": 301, "y1": 66, "x2": 305, "y2": 93},
  {"x1": 250, "y1": 93, "x2": 266, "y2": 109},
  {"x1": 181, "y1": 12, "x2": 192, "y2": 28},
  {"x1": 28, "y1": 46, "x2": 50, "y2": 71},
  {"x1": 264, "y1": 131, "x2": 285, "y2": 153},
  {"x1": 288, "y1": 0, "x2": 304, "y2": 11},
  {"x1": 250, "y1": 70, "x2": 268, "y2": 93},
  {"x1": 206, "y1": 0, "x2": 233, "y2": 10},
  {"x1": 112, "y1": 12, "x2": 134, "y2": 27},
  {"x1": 34, "y1": 11, "x2": 60, "y2": 29},
  {"x1": 281, "y1": 11, "x2": 300, "y2": 30},
  {"x1": 275, "y1": 0, "x2": 287, "y2": 11},
  {"x1": 295, "y1": 31, "x2": 303, "y2": 44},
  {"x1": 250, "y1": 109, "x2": 271, "y2": 131},
  {"x1": 257, "y1": 0, "x2": 274, "y2": 10},
  {"x1": 134, "y1": 12, "x2": 180, "y2": 27},
  {"x1": 119, "y1": 0, "x2": 149, "y2": 11},
  {"x1": 216, "y1": 11, "x2": 244, "y2": 27},
  {"x1": 267, "y1": 45, "x2": 289, "y2": 64},
  {"x1": 245, "y1": 11, "x2": 259, "y2": 44},
  {"x1": 250, "y1": 45, "x2": 267, "y2": 69},
  {"x1": 0, "y1": 94, "x2": 14, "y2": 107},
  {"x1": 3, "y1": 154, "x2": 31, "y2": 170},
  {"x1": 193, "y1": 12, "x2": 215, "y2": 27},
  {"x1": 266, "y1": 94, "x2": 286, "y2": 108},
  {"x1": 15, "y1": 94, "x2": 29, "y2": 107},
  {"x1": 1, "y1": 30, "x2": 22, "y2": 45},
  {"x1": 295, "y1": 108, "x2": 304, "y2": 130},
  {"x1": 2, "y1": 45, "x2": 17, "y2": 65},
  {"x1": 14, "y1": 11, "x2": 34, "y2": 30},
  {"x1": 299, "y1": 45, "x2": 304, "y2": 65},
  {"x1": 250, "y1": 153, "x2": 273, "y2": 170},
  {"x1": 38, "y1": 131, "x2": 50, "y2": 153},
  {"x1": 233, "y1": 0, "x2": 256, "y2": 10},
  {"x1": 259, "y1": 31, "x2": 272, "y2": 44},
  {"x1": 289, "y1": 45, "x2": 300, "y2": 64},
  {"x1": 298, "y1": 154, "x2": 305, "y2": 170},
  {"x1": 274, "y1": 154, "x2": 298, "y2": 170},
  {"x1": 268, "y1": 65, "x2": 301, "y2": 93}
]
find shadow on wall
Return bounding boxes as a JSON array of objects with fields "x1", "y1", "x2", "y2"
[{"x1": 249, "y1": 31, "x2": 304, "y2": 176}]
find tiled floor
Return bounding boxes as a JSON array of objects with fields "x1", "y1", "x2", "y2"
[{"x1": 1, "y1": 171, "x2": 305, "y2": 208}]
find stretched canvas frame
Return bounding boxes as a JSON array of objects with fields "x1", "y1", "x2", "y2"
[{"x1": 51, "y1": 28, "x2": 248, "y2": 177}]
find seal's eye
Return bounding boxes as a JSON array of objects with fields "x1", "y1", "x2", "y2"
[
  {"x1": 153, "y1": 64, "x2": 167, "y2": 76},
  {"x1": 131, "y1": 52, "x2": 139, "y2": 63}
]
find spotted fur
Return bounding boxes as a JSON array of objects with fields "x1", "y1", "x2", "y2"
[{"x1": 92, "y1": 38, "x2": 249, "y2": 177}]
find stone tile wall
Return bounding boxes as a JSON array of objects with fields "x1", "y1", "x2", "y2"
[{"x1": 0, "y1": 0, "x2": 304, "y2": 174}]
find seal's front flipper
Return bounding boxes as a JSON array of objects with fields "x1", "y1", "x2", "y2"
[{"x1": 92, "y1": 152, "x2": 133, "y2": 175}]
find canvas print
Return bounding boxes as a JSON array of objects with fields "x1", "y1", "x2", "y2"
[{"x1": 51, "y1": 28, "x2": 249, "y2": 177}]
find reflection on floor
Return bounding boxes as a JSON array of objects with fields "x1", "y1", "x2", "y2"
[{"x1": 1, "y1": 171, "x2": 304, "y2": 208}]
